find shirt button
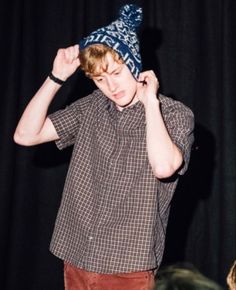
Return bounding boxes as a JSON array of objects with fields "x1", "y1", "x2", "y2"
[{"x1": 89, "y1": 236, "x2": 93, "y2": 241}]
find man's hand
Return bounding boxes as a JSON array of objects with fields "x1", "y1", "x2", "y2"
[
  {"x1": 136, "y1": 70, "x2": 159, "y2": 106},
  {"x1": 52, "y1": 44, "x2": 81, "y2": 81}
]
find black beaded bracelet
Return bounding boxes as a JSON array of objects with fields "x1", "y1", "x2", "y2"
[{"x1": 48, "y1": 72, "x2": 65, "y2": 85}]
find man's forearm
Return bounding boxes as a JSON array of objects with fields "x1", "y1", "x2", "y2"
[
  {"x1": 14, "y1": 77, "x2": 61, "y2": 145},
  {"x1": 144, "y1": 95, "x2": 183, "y2": 179}
]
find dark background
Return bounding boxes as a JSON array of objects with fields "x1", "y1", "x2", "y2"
[{"x1": 1, "y1": 0, "x2": 236, "y2": 289}]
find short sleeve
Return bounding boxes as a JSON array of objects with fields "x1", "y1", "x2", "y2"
[
  {"x1": 48, "y1": 100, "x2": 83, "y2": 150},
  {"x1": 48, "y1": 90, "x2": 98, "y2": 150},
  {"x1": 160, "y1": 95, "x2": 195, "y2": 175}
]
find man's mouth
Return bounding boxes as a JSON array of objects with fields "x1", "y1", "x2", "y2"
[{"x1": 112, "y1": 91, "x2": 125, "y2": 99}]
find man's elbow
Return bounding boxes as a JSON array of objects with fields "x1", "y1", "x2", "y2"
[
  {"x1": 13, "y1": 131, "x2": 37, "y2": 146},
  {"x1": 152, "y1": 164, "x2": 177, "y2": 179},
  {"x1": 152, "y1": 158, "x2": 183, "y2": 179}
]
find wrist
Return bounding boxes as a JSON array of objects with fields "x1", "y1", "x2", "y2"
[
  {"x1": 143, "y1": 94, "x2": 160, "y2": 108},
  {"x1": 49, "y1": 72, "x2": 66, "y2": 85}
]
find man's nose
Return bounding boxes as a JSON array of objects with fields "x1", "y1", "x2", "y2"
[{"x1": 107, "y1": 77, "x2": 117, "y2": 92}]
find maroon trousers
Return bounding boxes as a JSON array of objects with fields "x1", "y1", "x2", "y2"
[{"x1": 64, "y1": 262, "x2": 155, "y2": 290}]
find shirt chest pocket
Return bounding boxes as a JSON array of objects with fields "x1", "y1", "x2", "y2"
[
  {"x1": 94, "y1": 118, "x2": 149, "y2": 185},
  {"x1": 121, "y1": 136, "x2": 148, "y2": 178}
]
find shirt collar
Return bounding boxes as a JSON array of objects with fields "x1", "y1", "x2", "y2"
[{"x1": 107, "y1": 97, "x2": 146, "y2": 132}]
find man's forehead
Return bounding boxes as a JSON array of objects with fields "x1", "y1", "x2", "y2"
[{"x1": 92, "y1": 59, "x2": 123, "y2": 77}]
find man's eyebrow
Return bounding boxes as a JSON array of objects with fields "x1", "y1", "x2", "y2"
[
  {"x1": 91, "y1": 64, "x2": 123, "y2": 78},
  {"x1": 91, "y1": 71, "x2": 104, "y2": 78},
  {"x1": 107, "y1": 65, "x2": 122, "y2": 74}
]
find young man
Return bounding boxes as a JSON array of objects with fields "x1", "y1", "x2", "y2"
[{"x1": 14, "y1": 4, "x2": 194, "y2": 290}]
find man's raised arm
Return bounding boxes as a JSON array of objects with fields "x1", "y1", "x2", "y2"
[{"x1": 14, "y1": 45, "x2": 80, "y2": 146}]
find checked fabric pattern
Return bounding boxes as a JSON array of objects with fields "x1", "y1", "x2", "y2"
[{"x1": 48, "y1": 90, "x2": 194, "y2": 273}]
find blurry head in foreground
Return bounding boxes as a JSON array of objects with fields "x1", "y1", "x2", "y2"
[{"x1": 155, "y1": 264, "x2": 223, "y2": 290}]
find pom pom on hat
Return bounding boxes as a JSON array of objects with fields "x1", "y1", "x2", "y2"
[
  {"x1": 79, "y1": 4, "x2": 143, "y2": 80},
  {"x1": 119, "y1": 4, "x2": 142, "y2": 30}
]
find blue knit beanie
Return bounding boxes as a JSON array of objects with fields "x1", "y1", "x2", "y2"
[{"x1": 79, "y1": 4, "x2": 143, "y2": 80}]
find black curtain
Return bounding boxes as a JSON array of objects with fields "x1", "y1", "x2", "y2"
[{"x1": 1, "y1": 0, "x2": 235, "y2": 289}]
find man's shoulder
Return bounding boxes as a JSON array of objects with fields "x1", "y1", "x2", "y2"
[
  {"x1": 76, "y1": 89, "x2": 105, "y2": 105},
  {"x1": 159, "y1": 93, "x2": 186, "y2": 108},
  {"x1": 70, "y1": 89, "x2": 108, "y2": 112},
  {"x1": 159, "y1": 93, "x2": 194, "y2": 117}
]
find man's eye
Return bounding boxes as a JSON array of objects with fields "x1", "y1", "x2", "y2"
[{"x1": 114, "y1": 70, "x2": 121, "y2": 75}]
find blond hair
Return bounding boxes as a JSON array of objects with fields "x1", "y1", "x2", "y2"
[{"x1": 79, "y1": 44, "x2": 123, "y2": 78}]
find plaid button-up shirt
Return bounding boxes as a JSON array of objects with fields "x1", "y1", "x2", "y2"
[{"x1": 48, "y1": 89, "x2": 194, "y2": 274}]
